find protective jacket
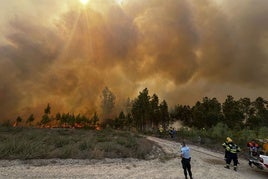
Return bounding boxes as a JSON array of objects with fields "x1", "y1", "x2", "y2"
[
  {"x1": 247, "y1": 141, "x2": 260, "y2": 157},
  {"x1": 226, "y1": 142, "x2": 241, "y2": 154},
  {"x1": 247, "y1": 141, "x2": 259, "y2": 150}
]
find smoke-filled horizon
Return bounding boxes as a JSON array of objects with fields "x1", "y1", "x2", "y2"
[{"x1": 0, "y1": 0, "x2": 268, "y2": 121}]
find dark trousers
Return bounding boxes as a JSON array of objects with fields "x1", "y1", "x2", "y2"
[
  {"x1": 181, "y1": 158, "x2": 192, "y2": 178},
  {"x1": 226, "y1": 153, "x2": 238, "y2": 166}
]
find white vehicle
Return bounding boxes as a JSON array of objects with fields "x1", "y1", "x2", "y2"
[
  {"x1": 259, "y1": 154, "x2": 268, "y2": 171},
  {"x1": 249, "y1": 139, "x2": 268, "y2": 171}
]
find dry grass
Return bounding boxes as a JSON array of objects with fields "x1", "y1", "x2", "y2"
[{"x1": 0, "y1": 127, "x2": 157, "y2": 160}]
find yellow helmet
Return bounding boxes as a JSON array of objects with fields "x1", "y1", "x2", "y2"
[{"x1": 226, "y1": 137, "x2": 232, "y2": 143}]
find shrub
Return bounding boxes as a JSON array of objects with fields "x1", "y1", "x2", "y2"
[
  {"x1": 79, "y1": 140, "x2": 93, "y2": 151},
  {"x1": 0, "y1": 127, "x2": 156, "y2": 160},
  {"x1": 209, "y1": 123, "x2": 232, "y2": 141},
  {"x1": 258, "y1": 127, "x2": 268, "y2": 139}
]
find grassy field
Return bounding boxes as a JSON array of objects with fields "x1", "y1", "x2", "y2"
[{"x1": 0, "y1": 127, "x2": 157, "y2": 160}]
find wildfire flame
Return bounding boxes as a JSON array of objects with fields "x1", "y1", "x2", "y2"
[
  {"x1": 96, "y1": 126, "x2": 101, "y2": 130},
  {"x1": 13, "y1": 122, "x2": 17, "y2": 127}
]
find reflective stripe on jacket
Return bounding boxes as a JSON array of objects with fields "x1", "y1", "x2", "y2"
[{"x1": 226, "y1": 143, "x2": 241, "y2": 154}]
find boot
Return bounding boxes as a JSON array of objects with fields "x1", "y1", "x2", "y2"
[
  {"x1": 224, "y1": 165, "x2": 230, "y2": 169},
  {"x1": 234, "y1": 166, "x2": 237, "y2": 171}
]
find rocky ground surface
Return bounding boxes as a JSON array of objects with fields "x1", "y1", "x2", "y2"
[{"x1": 0, "y1": 136, "x2": 267, "y2": 179}]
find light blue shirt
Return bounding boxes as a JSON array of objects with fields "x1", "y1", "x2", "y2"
[{"x1": 181, "y1": 146, "x2": 191, "y2": 159}]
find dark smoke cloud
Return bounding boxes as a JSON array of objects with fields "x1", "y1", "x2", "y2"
[
  {"x1": 192, "y1": 0, "x2": 268, "y2": 86},
  {"x1": 0, "y1": 0, "x2": 267, "y2": 122}
]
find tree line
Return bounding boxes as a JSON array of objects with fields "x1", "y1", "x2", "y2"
[
  {"x1": 171, "y1": 95, "x2": 268, "y2": 130},
  {"x1": 10, "y1": 87, "x2": 268, "y2": 132}
]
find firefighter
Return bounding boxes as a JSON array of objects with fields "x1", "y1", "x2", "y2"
[
  {"x1": 224, "y1": 139, "x2": 241, "y2": 171},
  {"x1": 158, "y1": 125, "x2": 164, "y2": 138},
  {"x1": 169, "y1": 127, "x2": 176, "y2": 138},
  {"x1": 247, "y1": 139, "x2": 260, "y2": 167},
  {"x1": 222, "y1": 137, "x2": 232, "y2": 161}
]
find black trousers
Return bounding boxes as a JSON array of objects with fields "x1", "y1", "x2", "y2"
[
  {"x1": 181, "y1": 158, "x2": 192, "y2": 178},
  {"x1": 226, "y1": 153, "x2": 238, "y2": 166}
]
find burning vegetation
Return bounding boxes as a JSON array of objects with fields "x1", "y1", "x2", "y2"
[
  {"x1": 13, "y1": 105, "x2": 101, "y2": 130},
  {"x1": 4, "y1": 87, "x2": 268, "y2": 135}
]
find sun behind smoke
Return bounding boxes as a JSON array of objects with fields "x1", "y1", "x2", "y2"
[
  {"x1": 80, "y1": 0, "x2": 89, "y2": 5},
  {"x1": 116, "y1": 0, "x2": 123, "y2": 5}
]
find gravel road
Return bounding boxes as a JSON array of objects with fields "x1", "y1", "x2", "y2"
[{"x1": 0, "y1": 136, "x2": 267, "y2": 179}]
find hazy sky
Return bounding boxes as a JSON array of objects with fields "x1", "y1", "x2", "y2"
[{"x1": 0, "y1": 0, "x2": 267, "y2": 121}]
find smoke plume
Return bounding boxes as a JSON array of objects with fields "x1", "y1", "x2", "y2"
[{"x1": 0, "y1": 0, "x2": 267, "y2": 121}]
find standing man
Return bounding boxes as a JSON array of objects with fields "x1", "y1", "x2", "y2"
[
  {"x1": 180, "y1": 141, "x2": 193, "y2": 179},
  {"x1": 169, "y1": 127, "x2": 175, "y2": 138},
  {"x1": 222, "y1": 137, "x2": 232, "y2": 161},
  {"x1": 224, "y1": 139, "x2": 241, "y2": 171},
  {"x1": 247, "y1": 139, "x2": 260, "y2": 167},
  {"x1": 158, "y1": 125, "x2": 164, "y2": 138}
]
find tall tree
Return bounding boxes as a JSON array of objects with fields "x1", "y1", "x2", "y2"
[
  {"x1": 238, "y1": 97, "x2": 252, "y2": 122},
  {"x1": 150, "y1": 94, "x2": 160, "y2": 128},
  {"x1": 192, "y1": 101, "x2": 206, "y2": 129},
  {"x1": 44, "y1": 103, "x2": 51, "y2": 114},
  {"x1": 170, "y1": 104, "x2": 193, "y2": 127},
  {"x1": 16, "y1": 116, "x2": 23, "y2": 127},
  {"x1": 124, "y1": 97, "x2": 133, "y2": 115},
  {"x1": 238, "y1": 97, "x2": 256, "y2": 129},
  {"x1": 159, "y1": 100, "x2": 170, "y2": 130},
  {"x1": 114, "y1": 111, "x2": 126, "y2": 129},
  {"x1": 41, "y1": 103, "x2": 52, "y2": 126},
  {"x1": 41, "y1": 114, "x2": 50, "y2": 126},
  {"x1": 131, "y1": 88, "x2": 151, "y2": 131},
  {"x1": 101, "y1": 86, "x2": 116, "y2": 120},
  {"x1": 192, "y1": 97, "x2": 223, "y2": 129},
  {"x1": 222, "y1": 95, "x2": 244, "y2": 129},
  {"x1": 203, "y1": 97, "x2": 223, "y2": 127},
  {"x1": 26, "y1": 114, "x2": 35, "y2": 126},
  {"x1": 252, "y1": 97, "x2": 268, "y2": 128}
]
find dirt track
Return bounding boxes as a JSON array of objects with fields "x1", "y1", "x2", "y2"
[{"x1": 0, "y1": 136, "x2": 267, "y2": 179}]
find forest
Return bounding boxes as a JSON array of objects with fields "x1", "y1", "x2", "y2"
[{"x1": 4, "y1": 87, "x2": 268, "y2": 146}]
